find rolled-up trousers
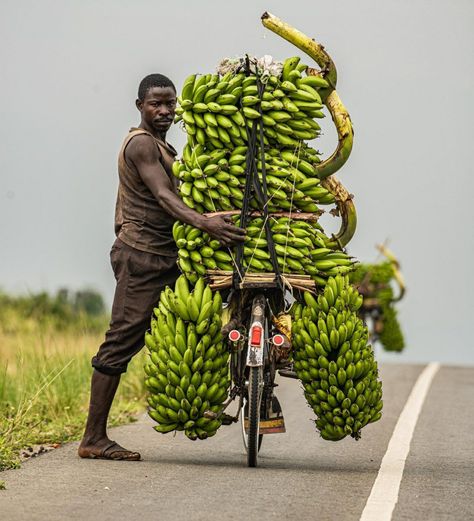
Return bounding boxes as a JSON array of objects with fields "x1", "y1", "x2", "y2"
[{"x1": 92, "y1": 238, "x2": 180, "y2": 375}]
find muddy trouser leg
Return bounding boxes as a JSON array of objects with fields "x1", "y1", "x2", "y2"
[{"x1": 92, "y1": 239, "x2": 180, "y2": 375}]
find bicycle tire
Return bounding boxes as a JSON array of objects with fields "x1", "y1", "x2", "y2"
[
  {"x1": 247, "y1": 366, "x2": 262, "y2": 467},
  {"x1": 240, "y1": 402, "x2": 263, "y2": 453}
]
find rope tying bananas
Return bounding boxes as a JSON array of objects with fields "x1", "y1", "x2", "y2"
[
  {"x1": 291, "y1": 275, "x2": 383, "y2": 441},
  {"x1": 144, "y1": 276, "x2": 229, "y2": 440}
]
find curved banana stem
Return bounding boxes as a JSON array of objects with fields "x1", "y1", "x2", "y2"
[
  {"x1": 261, "y1": 11, "x2": 354, "y2": 180},
  {"x1": 321, "y1": 176, "x2": 357, "y2": 248},
  {"x1": 314, "y1": 90, "x2": 354, "y2": 180},
  {"x1": 261, "y1": 11, "x2": 337, "y2": 89},
  {"x1": 377, "y1": 243, "x2": 406, "y2": 302}
]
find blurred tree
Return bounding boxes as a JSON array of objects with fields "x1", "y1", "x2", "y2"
[
  {"x1": 0, "y1": 287, "x2": 108, "y2": 333},
  {"x1": 73, "y1": 289, "x2": 105, "y2": 316}
]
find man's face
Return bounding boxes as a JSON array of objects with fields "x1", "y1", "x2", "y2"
[{"x1": 137, "y1": 86, "x2": 176, "y2": 133}]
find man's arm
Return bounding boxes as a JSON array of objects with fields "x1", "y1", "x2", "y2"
[{"x1": 125, "y1": 134, "x2": 246, "y2": 247}]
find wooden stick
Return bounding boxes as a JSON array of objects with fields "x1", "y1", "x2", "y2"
[
  {"x1": 206, "y1": 269, "x2": 317, "y2": 291},
  {"x1": 202, "y1": 210, "x2": 322, "y2": 221},
  {"x1": 292, "y1": 284, "x2": 317, "y2": 293},
  {"x1": 206, "y1": 270, "x2": 314, "y2": 281}
]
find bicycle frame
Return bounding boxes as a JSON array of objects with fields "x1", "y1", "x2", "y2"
[{"x1": 246, "y1": 294, "x2": 267, "y2": 367}]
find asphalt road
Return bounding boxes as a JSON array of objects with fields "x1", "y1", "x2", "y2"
[{"x1": 1, "y1": 363, "x2": 472, "y2": 521}]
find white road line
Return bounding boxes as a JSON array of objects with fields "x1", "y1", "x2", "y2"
[{"x1": 360, "y1": 362, "x2": 441, "y2": 521}]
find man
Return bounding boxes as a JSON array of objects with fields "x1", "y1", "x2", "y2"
[{"x1": 78, "y1": 74, "x2": 245, "y2": 460}]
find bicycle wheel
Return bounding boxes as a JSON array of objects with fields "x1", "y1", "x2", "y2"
[
  {"x1": 240, "y1": 400, "x2": 263, "y2": 454},
  {"x1": 247, "y1": 366, "x2": 263, "y2": 467}
]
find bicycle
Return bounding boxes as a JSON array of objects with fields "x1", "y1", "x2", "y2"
[{"x1": 203, "y1": 277, "x2": 309, "y2": 467}]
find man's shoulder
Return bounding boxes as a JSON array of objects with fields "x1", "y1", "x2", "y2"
[{"x1": 124, "y1": 131, "x2": 160, "y2": 162}]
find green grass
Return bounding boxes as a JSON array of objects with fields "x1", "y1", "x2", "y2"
[{"x1": 0, "y1": 318, "x2": 147, "y2": 471}]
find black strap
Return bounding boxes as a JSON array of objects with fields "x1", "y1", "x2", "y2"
[
  {"x1": 253, "y1": 77, "x2": 284, "y2": 291},
  {"x1": 233, "y1": 56, "x2": 255, "y2": 287},
  {"x1": 257, "y1": 114, "x2": 283, "y2": 288},
  {"x1": 233, "y1": 121, "x2": 257, "y2": 286},
  {"x1": 233, "y1": 57, "x2": 283, "y2": 291}
]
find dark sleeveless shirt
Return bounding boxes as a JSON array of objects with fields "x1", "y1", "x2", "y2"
[{"x1": 114, "y1": 128, "x2": 178, "y2": 256}]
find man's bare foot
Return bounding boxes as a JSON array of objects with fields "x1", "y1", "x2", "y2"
[{"x1": 78, "y1": 437, "x2": 141, "y2": 461}]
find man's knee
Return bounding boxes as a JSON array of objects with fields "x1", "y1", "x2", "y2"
[{"x1": 91, "y1": 356, "x2": 129, "y2": 376}]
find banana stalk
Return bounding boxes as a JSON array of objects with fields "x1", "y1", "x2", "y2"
[
  {"x1": 261, "y1": 11, "x2": 337, "y2": 91},
  {"x1": 261, "y1": 11, "x2": 354, "y2": 180},
  {"x1": 377, "y1": 243, "x2": 406, "y2": 302},
  {"x1": 313, "y1": 90, "x2": 353, "y2": 180},
  {"x1": 321, "y1": 176, "x2": 357, "y2": 248}
]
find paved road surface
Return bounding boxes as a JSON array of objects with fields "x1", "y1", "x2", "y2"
[{"x1": 1, "y1": 363, "x2": 472, "y2": 521}]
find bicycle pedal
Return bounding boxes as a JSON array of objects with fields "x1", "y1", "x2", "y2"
[
  {"x1": 243, "y1": 417, "x2": 286, "y2": 434},
  {"x1": 220, "y1": 413, "x2": 236, "y2": 425},
  {"x1": 278, "y1": 368, "x2": 298, "y2": 379}
]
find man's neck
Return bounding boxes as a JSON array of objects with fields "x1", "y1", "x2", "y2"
[{"x1": 139, "y1": 122, "x2": 167, "y2": 142}]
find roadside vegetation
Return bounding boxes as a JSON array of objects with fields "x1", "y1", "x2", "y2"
[{"x1": 0, "y1": 289, "x2": 146, "y2": 471}]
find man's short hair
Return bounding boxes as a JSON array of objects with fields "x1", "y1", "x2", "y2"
[{"x1": 138, "y1": 74, "x2": 176, "y2": 101}]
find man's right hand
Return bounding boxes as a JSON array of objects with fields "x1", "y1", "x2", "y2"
[{"x1": 200, "y1": 215, "x2": 246, "y2": 247}]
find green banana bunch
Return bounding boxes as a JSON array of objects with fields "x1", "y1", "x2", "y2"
[
  {"x1": 349, "y1": 262, "x2": 406, "y2": 352},
  {"x1": 144, "y1": 275, "x2": 229, "y2": 440},
  {"x1": 172, "y1": 145, "x2": 334, "y2": 214},
  {"x1": 175, "y1": 65, "x2": 327, "y2": 151},
  {"x1": 172, "y1": 57, "x2": 342, "y2": 219},
  {"x1": 172, "y1": 217, "x2": 356, "y2": 286},
  {"x1": 290, "y1": 275, "x2": 383, "y2": 441},
  {"x1": 350, "y1": 261, "x2": 395, "y2": 286},
  {"x1": 172, "y1": 145, "x2": 248, "y2": 213},
  {"x1": 378, "y1": 301, "x2": 405, "y2": 352},
  {"x1": 175, "y1": 71, "x2": 247, "y2": 148}
]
